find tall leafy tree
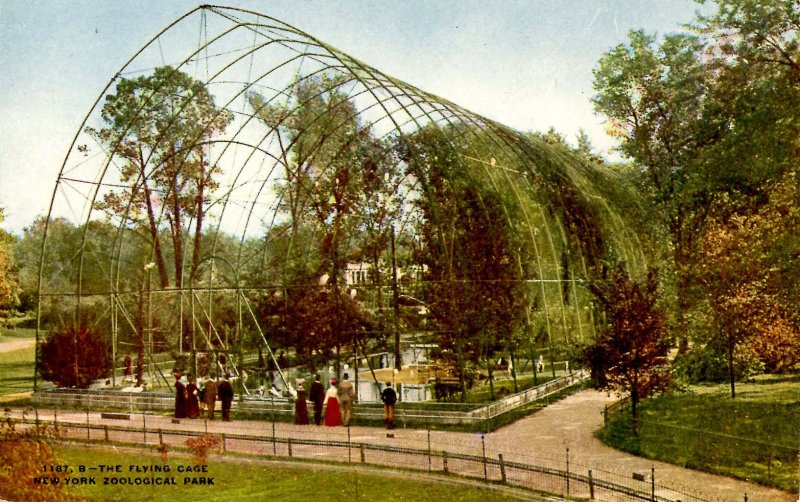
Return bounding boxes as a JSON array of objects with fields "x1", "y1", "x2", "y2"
[
  {"x1": 0, "y1": 208, "x2": 20, "y2": 318},
  {"x1": 587, "y1": 267, "x2": 671, "y2": 433},
  {"x1": 593, "y1": 1, "x2": 800, "y2": 354},
  {"x1": 88, "y1": 66, "x2": 232, "y2": 288}
]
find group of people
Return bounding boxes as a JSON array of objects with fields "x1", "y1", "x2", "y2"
[
  {"x1": 174, "y1": 373, "x2": 235, "y2": 422},
  {"x1": 294, "y1": 374, "x2": 398, "y2": 429}
]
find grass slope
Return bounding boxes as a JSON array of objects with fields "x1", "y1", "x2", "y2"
[
  {"x1": 597, "y1": 374, "x2": 799, "y2": 492},
  {"x1": 52, "y1": 445, "x2": 536, "y2": 501}
]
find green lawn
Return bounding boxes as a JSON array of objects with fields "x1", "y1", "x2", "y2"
[
  {"x1": 598, "y1": 374, "x2": 800, "y2": 492},
  {"x1": 51, "y1": 445, "x2": 532, "y2": 502},
  {"x1": 0, "y1": 344, "x2": 36, "y2": 396}
]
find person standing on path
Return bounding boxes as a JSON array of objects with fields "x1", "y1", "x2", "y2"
[
  {"x1": 203, "y1": 375, "x2": 217, "y2": 420},
  {"x1": 294, "y1": 378, "x2": 309, "y2": 425},
  {"x1": 309, "y1": 374, "x2": 325, "y2": 426},
  {"x1": 323, "y1": 378, "x2": 341, "y2": 427},
  {"x1": 174, "y1": 373, "x2": 188, "y2": 419},
  {"x1": 381, "y1": 381, "x2": 397, "y2": 429},
  {"x1": 338, "y1": 373, "x2": 355, "y2": 426},
  {"x1": 186, "y1": 374, "x2": 200, "y2": 418},
  {"x1": 217, "y1": 374, "x2": 234, "y2": 422}
]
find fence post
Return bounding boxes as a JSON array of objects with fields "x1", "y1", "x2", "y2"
[
  {"x1": 104, "y1": 425, "x2": 109, "y2": 442},
  {"x1": 35, "y1": 407, "x2": 39, "y2": 428},
  {"x1": 347, "y1": 426, "x2": 352, "y2": 463},
  {"x1": 221, "y1": 433, "x2": 226, "y2": 453},
  {"x1": 288, "y1": 438, "x2": 293, "y2": 457},
  {"x1": 588, "y1": 469, "x2": 595, "y2": 499},
  {"x1": 360, "y1": 444, "x2": 365, "y2": 464},
  {"x1": 565, "y1": 447, "x2": 570, "y2": 496},
  {"x1": 427, "y1": 430, "x2": 432, "y2": 473},
  {"x1": 499, "y1": 454, "x2": 507, "y2": 484},
  {"x1": 603, "y1": 404, "x2": 608, "y2": 424},
  {"x1": 651, "y1": 465, "x2": 655, "y2": 501},
  {"x1": 442, "y1": 451, "x2": 449, "y2": 474},
  {"x1": 54, "y1": 409, "x2": 58, "y2": 433},
  {"x1": 481, "y1": 433, "x2": 488, "y2": 481},
  {"x1": 158, "y1": 428, "x2": 162, "y2": 445},
  {"x1": 142, "y1": 412, "x2": 146, "y2": 444},
  {"x1": 205, "y1": 418, "x2": 208, "y2": 434}
]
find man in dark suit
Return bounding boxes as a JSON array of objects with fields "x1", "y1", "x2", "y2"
[
  {"x1": 217, "y1": 374, "x2": 234, "y2": 422},
  {"x1": 309, "y1": 374, "x2": 325, "y2": 426}
]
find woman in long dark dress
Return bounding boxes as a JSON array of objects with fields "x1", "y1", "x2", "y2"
[
  {"x1": 186, "y1": 374, "x2": 200, "y2": 418},
  {"x1": 174, "y1": 374, "x2": 187, "y2": 419},
  {"x1": 294, "y1": 378, "x2": 309, "y2": 425}
]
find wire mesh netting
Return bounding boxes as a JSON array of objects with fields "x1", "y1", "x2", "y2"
[{"x1": 38, "y1": 5, "x2": 651, "y2": 393}]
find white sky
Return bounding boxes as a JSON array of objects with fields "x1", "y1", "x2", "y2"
[{"x1": 0, "y1": 0, "x2": 704, "y2": 234}]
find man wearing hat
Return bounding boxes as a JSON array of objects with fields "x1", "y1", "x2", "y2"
[
  {"x1": 338, "y1": 373, "x2": 355, "y2": 426},
  {"x1": 217, "y1": 374, "x2": 234, "y2": 422}
]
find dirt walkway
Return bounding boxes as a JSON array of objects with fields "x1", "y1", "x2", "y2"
[
  {"x1": 0, "y1": 338, "x2": 35, "y2": 353},
  {"x1": 485, "y1": 390, "x2": 793, "y2": 502}
]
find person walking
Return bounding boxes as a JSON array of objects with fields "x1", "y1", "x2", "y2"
[
  {"x1": 323, "y1": 378, "x2": 341, "y2": 427},
  {"x1": 381, "y1": 381, "x2": 397, "y2": 429},
  {"x1": 217, "y1": 374, "x2": 234, "y2": 422},
  {"x1": 294, "y1": 378, "x2": 309, "y2": 425},
  {"x1": 174, "y1": 373, "x2": 188, "y2": 419},
  {"x1": 204, "y1": 375, "x2": 218, "y2": 420},
  {"x1": 338, "y1": 373, "x2": 355, "y2": 426},
  {"x1": 309, "y1": 374, "x2": 325, "y2": 426}
]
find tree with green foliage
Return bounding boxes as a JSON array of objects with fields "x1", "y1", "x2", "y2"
[
  {"x1": 0, "y1": 208, "x2": 20, "y2": 319},
  {"x1": 586, "y1": 267, "x2": 670, "y2": 433},
  {"x1": 406, "y1": 126, "x2": 527, "y2": 400},
  {"x1": 88, "y1": 66, "x2": 232, "y2": 289},
  {"x1": 593, "y1": 0, "x2": 800, "y2": 358}
]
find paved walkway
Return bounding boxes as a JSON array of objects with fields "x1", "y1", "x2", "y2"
[
  {"x1": 0, "y1": 338, "x2": 35, "y2": 353},
  {"x1": 9, "y1": 390, "x2": 793, "y2": 502}
]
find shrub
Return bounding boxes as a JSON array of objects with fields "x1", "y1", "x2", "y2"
[
  {"x1": 185, "y1": 435, "x2": 221, "y2": 464},
  {"x1": 40, "y1": 325, "x2": 111, "y2": 388}
]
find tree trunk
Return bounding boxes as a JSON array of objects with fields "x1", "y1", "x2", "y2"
[
  {"x1": 140, "y1": 168, "x2": 169, "y2": 288},
  {"x1": 191, "y1": 157, "x2": 205, "y2": 282},
  {"x1": 171, "y1": 176, "x2": 184, "y2": 288}
]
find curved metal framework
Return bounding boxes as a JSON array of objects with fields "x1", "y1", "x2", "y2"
[{"x1": 36, "y1": 5, "x2": 649, "y2": 392}]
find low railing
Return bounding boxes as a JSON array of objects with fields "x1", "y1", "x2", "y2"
[{"x1": 31, "y1": 372, "x2": 589, "y2": 431}]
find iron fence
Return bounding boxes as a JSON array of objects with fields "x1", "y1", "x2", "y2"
[{"x1": 3, "y1": 407, "x2": 716, "y2": 502}]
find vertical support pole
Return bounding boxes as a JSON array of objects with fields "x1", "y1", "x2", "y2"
[
  {"x1": 35, "y1": 408, "x2": 39, "y2": 428},
  {"x1": 442, "y1": 451, "x2": 449, "y2": 474},
  {"x1": 391, "y1": 227, "x2": 401, "y2": 370},
  {"x1": 360, "y1": 444, "x2": 365, "y2": 464},
  {"x1": 272, "y1": 398, "x2": 276, "y2": 456},
  {"x1": 142, "y1": 412, "x2": 146, "y2": 445},
  {"x1": 499, "y1": 453, "x2": 507, "y2": 484},
  {"x1": 86, "y1": 410, "x2": 90, "y2": 441},
  {"x1": 105, "y1": 425, "x2": 109, "y2": 442},
  {"x1": 222, "y1": 433, "x2": 226, "y2": 452},
  {"x1": 603, "y1": 404, "x2": 608, "y2": 424},
  {"x1": 589, "y1": 469, "x2": 595, "y2": 499},
  {"x1": 288, "y1": 438, "x2": 292, "y2": 457},
  {"x1": 481, "y1": 433, "x2": 488, "y2": 481},
  {"x1": 158, "y1": 428, "x2": 162, "y2": 445},
  {"x1": 347, "y1": 426, "x2": 352, "y2": 463},
  {"x1": 54, "y1": 409, "x2": 58, "y2": 433},
  {"x1": 205, "y1": 418, "x2": 208, "y2": 434}
]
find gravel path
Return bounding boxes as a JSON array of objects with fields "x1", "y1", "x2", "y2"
[{"x1": 0, "y1": 338, "x2": 35, "y2": 353}]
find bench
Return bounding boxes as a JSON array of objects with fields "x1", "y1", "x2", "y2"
[{"x1": 100, "y1": 412, "x2": 130, "y2": 420}]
